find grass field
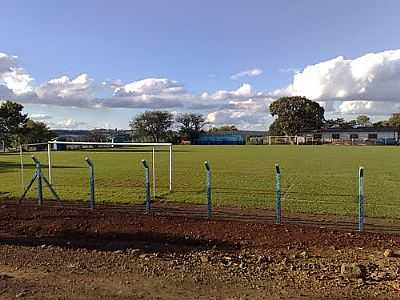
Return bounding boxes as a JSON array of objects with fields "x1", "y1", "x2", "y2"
[{"x1": 1, "y1": 145, "x2": 400, "y2": 218}]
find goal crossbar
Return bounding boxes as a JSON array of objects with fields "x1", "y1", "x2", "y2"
[
  {"x1": 47, "y1": 141, "x2": 172, "y2": 147},
  {"x1": 20, "y1": 141, "x2": 173, "y2": 198}
]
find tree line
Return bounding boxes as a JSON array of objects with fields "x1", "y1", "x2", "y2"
[
  {"x1": 268, "y1": 96, "x2": 400, "y2": 136},
  {"x1": 129, "y1": 111, "x2": 239, "y2": 143},
  {"x1": 0, "y1": 100, "x2": 239, "y2": 149},
  {"x1": 0, "y1": 101, "x2": 55, "y2": 151},
  {"x1": 3, "y1": 97, "x2": 400, "y2": 149}
]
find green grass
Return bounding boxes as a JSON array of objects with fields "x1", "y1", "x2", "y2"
[{"x1": 1, "y1": 145, "x2": 400, "y2": 218}]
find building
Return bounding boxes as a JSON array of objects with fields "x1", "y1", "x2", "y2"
[
  {"x1": 194, "y1": 130, "x2": 267, "y2": 145},
  {"x1": 301, "y1": 127, "x2": 398, "y2": 145}
]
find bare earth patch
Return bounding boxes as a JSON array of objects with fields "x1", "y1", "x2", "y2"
[{"x1": 0, "y1": 200, "x2": 400, "y2": 299}]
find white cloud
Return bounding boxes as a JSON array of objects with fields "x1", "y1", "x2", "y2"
[
  {"x1": 35, "y1": 73, "x2": 95, "y2": 107},
  {"x1": 338, "y1": 100, "x2": 400, "y2": 115},
  {"x1": 47, "y1": 118, "x2": 88, "y2": 129},
  {"x1": 114, "y1": 78, "x2": 185, "y2": 96},
  {"x1": 270, "y1": 49, "x2": 400, "y2": 120},
  {"x1": 276, "y1": 49, "x2": 400, "y2": 103},
  {"x1": 0, "y1": 52, "x2": 33, "y2": 96},
  {"x1": 30, "y1": 113, "x2": 52, "y2": 121},
  {"x1": 228, "y1": 98, "x2": 267, "y2": 112},
  {"x1": 2, "y1": 71, "x2": 33, "y2": 95},
  {"x1": 28, "y1": 113, "x2": 87, "y2": 129},
  {"x1": 200, "y1": 83, "x2": 253, "y2": 101},
  {"x1": 101, "y1": 78, "x2": 188, "y2": 109},
  {"x1": 101, "y1": 95, "x2": 184, "y2": 109},
  {"x1": 0, "y1": 53, "x2": 16, "y2": 73},
  {"x1": 230, "y1": 68, "x2": 263, "y2": 80},
  {"x1": 5, "y1": 49, "x2": 400, "y2": 130},
  {"x1": 206, "y1": 109, "x2": 269, "y2": 131}
]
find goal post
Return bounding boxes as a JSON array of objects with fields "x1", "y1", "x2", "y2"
[
  {"x1": 18, "y1": 140, "x2": 174, "y2": 204},
  {"x1": 19, "y1": 141, "x2": 173, "y2": 198},
  {"x1": 268, "y1": 136, "x2": 299, "y2": 145},
  {"x1": 47, "y1": 141, "x2": 173, "y2": 194}
]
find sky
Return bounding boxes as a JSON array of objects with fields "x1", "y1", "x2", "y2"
[{"x1": 1, "y1": 0, "x2": 400, "y2": 130}]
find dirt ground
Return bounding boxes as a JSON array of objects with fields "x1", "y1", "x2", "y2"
[{"x1": 0, "y1": 200, "x2": 400, "y2": 299}]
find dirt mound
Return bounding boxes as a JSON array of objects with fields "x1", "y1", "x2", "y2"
[{"x1": 0, "y1": 201, "x2": 399, "y2": 299}]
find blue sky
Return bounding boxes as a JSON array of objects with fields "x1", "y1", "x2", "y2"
[{"x1": 1, "y1": 0, "x2": 400, "y2": 130}]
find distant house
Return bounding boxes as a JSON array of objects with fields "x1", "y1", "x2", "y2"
[
  {"x1": 300, "y1": 127, "x2": 398, "y2": 145},
  {"x1": 194, "y1": 130, "x2": 267, "y2": 145}
]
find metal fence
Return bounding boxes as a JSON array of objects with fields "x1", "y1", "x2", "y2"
[{"x1": 15, "y1": 155, "x2": 379, "y2": 233}]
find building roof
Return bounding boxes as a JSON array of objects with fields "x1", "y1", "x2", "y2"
[{"x1": 302, "y1": 127, "x2": 396, "y2": 133}]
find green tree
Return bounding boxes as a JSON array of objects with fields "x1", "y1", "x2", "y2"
[
  {"x1": 89, "y1": 129, "x2": 108, "y2": 143},
  {"x1": 176, "y1": 113, "x2": 206, "y2": 142},
  {"x1": 325, "y1": 118, "x2": 345, "y2": 128},
  {"x1": 269, "y1": 96, "x2": 325, "y2": 135},
  {"x1": 373, "y1": 120, "x2": 390, "y2": 128},
  {"x1": 0, "y1": 101, "x2": 29, "y2": 150},
  {"x1": 268, "y1": 119, "x2": 285, "y2": 136},
  {"x1": 208, "y1": 125, "x2": 238, "y2": 132},
  {"x1": 164, "y1": 130, "x2": 180, "y2": 144},
  {"x1": 129, "y1": 111, "x2": 174, "y2": 142},
  {"x1": 388, "y1": 113, "x2": 400, "y2": 142},
  {"x1": 21, "y1": 120, "x2": 56, "y2": 144},
  {"x1": 324, "y1": 118, "x2": 357, "y2": 129},
  {"x1": 356, "y1": 115, "x2": 371, "y2": 127}
]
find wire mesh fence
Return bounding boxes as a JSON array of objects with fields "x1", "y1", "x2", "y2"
[{"x1": 3, "y1": 145, "x2": 400, "y2": 232}]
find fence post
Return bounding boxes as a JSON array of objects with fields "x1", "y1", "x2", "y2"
[
  {"x1": 358, "y1": 166, "x2": 365, "y2": 232},
  {"x1": 275, "y1": 163, "x2": 281, "y2": 224},
  {"x1": 142, "y1": 160, "x2": 151, "y2": 212},
  {"x1": 19, "y1": 145, "x2": 24, "y2": 193},
  {"x1": 204, "y1": 161, "x2": 212, "y2": 218},
  {"x1": 152, "y1": 147, "x2": 156, "y2": 199},
  {"x1": 32, "y1": 156, "x2": 43, "y2": 206},
  {"x1": 85, "y1": 157, "x2": 95, "y2": 209}
]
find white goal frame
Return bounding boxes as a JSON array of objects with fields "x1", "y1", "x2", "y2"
[
  {"x1": 268, "y1": 136, "x2": 300, "y2": 145},
  {"x1": 20, "y1": 141, "x2": 173, "y2": 197}
]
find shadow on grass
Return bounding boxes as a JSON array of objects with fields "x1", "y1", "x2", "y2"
[
  {"x1": 0, "y1": 161, "x2": 83, "y2": 173},
  {"x1": 51, "y1": 148, "x2": 191, "y2": 153}
]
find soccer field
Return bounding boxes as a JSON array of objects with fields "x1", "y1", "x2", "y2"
[{"x1": 1, "y1": 145, "x2": 400, "y2": 218}]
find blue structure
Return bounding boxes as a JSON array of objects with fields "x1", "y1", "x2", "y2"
[
  {"x1": 194, "y1": 130, "x2": 267, "y2": 145},
  {"x1": 195, "y1": 132, "x2": 246, "y2": 145}
]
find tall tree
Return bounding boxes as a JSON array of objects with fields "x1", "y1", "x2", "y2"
[
  {"x1": 268, "y1": 119, "x2": 285, "y2": 136},
  {"x1": 388, "y1": 113, "x2": 400, "y2": 142},
  {"x1": 0, "y1": 101, "x2": 29, "y2": 149},
  {"x1": 356, "y1": 115, "x2": 371, "y2": 127},
  {"x1": 21, "y1": 120, "x2": 56, "y2": 144},
  {"x1": 129, "y1": 111, "x2": 173, "y2": 142},
  {"x1": 269, "y1": 96, "x2": 325, "y2": 135},
  {"x1": 176, "y1": 113, "x2": 206, "y2": 142}
]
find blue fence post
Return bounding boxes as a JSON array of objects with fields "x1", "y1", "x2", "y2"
[
  {"x1": 142, "y1": 160, "x2": 151, "y2": 212},
  {"x1": 204, "y1": 161, "x2": 212, "y2": 218},
  {"x1": 32, "y1": 156, "x2": 43, "y2": 206},
  {"x1": 358, "y1": 166, "x2": 365, "y2": 232},
  {"x1": 85, "y1": 157, "x2": 95, "y2": 209},
  {"x1": 275, "y1": 163, "x2": 281, "y2": 224}
]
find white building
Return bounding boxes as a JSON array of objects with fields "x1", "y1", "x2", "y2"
[{"x1": 301, "y1": 127, "x2": 398, "y2": 145}]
